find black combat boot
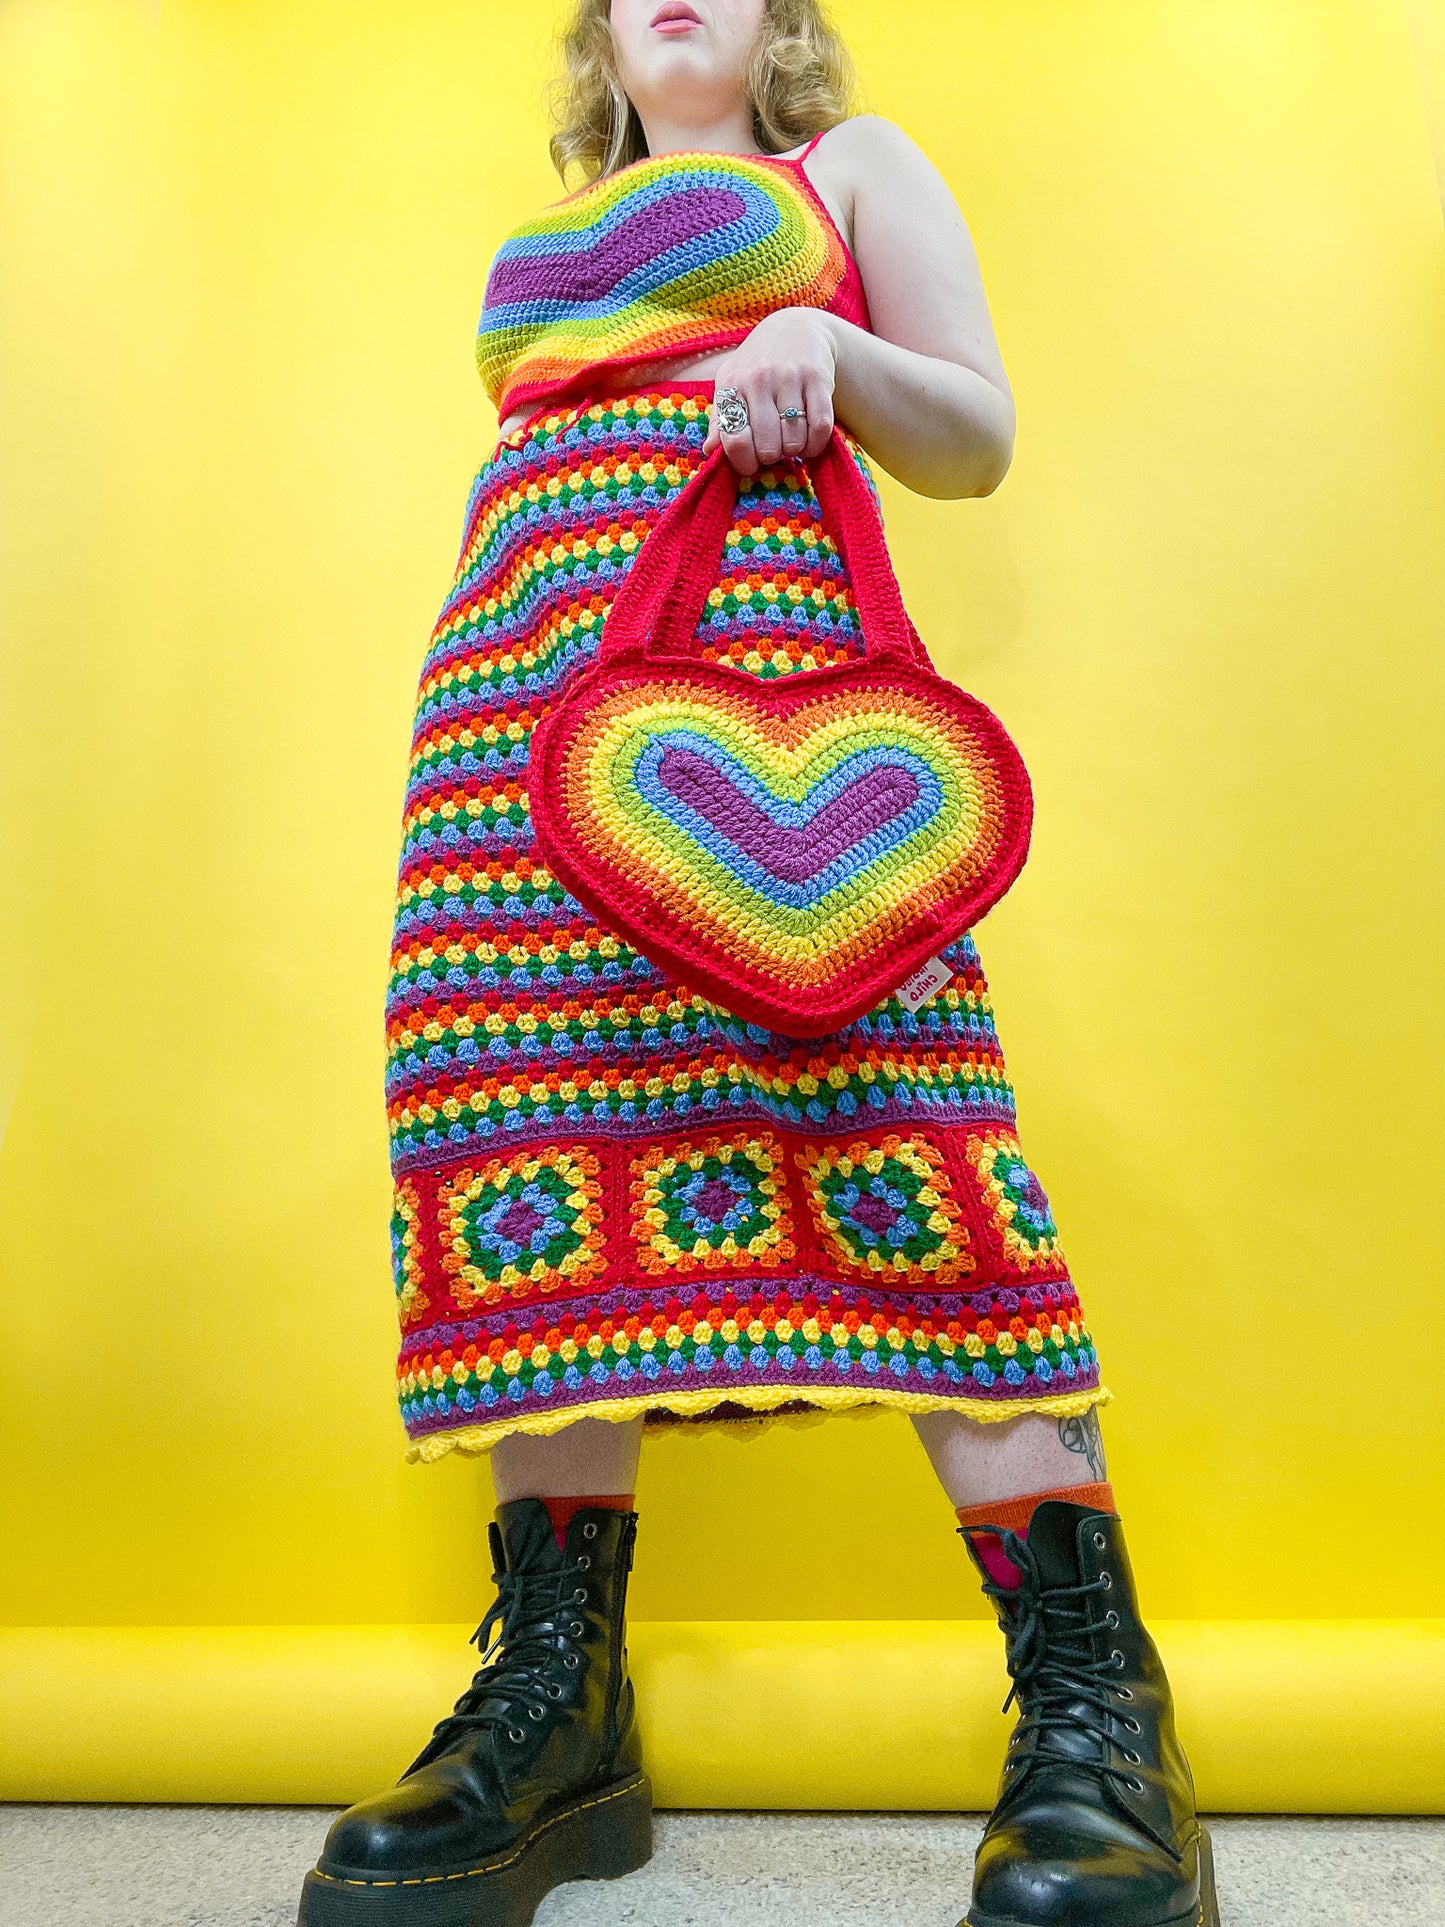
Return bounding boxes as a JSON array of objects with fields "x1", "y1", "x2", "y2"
[
  {"x1": 958, "y1": 1499, "x2": 1219, "y2": 1927},
  {"x1": 298, "y1": 1500, "x2": 651, "y2": 1926}
]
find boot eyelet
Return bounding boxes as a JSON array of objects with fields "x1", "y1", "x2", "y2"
[
  {"x1": 1115, "y1": 1686, "x2": 1134, "y2": 1701},
  {"x1": 1126, "y1": 1775, "x2": 1145, "y2": 1794},
  {"x1": 547, "y1": 1683, "x2": 564, "y2": 1700},
  {"x1": 570, "y1": 1621, "x2": 585, "y2": 1637},
  {"x1": 582, "y1": 1522, "x2": 598, "y2": 1539},
  {"x1": 1105, "y1": 1610, "x2": 1120, "y2": 1629},
  {"x1": 1093, "y1": 1532, "x2": 1107, "y2": 1550},
  {"x1": 507, "y1": 1727, "x2": 525, "y2": 1743},
  {"x1": 528, "y1": 1705, "x2": 546, "y2": 1721},
  {"x1": 1112, "y1": 1650, "x2": 1125, "y2": 1668},
  {"x1": 1099, "y1": 1571, "x2": 1113, "y2": 1590},
  {"x1": 572, "y1": 1587, "x2": 589, "y2": 1604},
  {"x1": 563, "y1": 1653, "x2": 581, "y2": 1670},
  {"x1": 575, "y1": 1555, "x2": 591, "y2": 1571},
  {"x1": 1125, "y1": 1749, "x2": 1142, "y2": 1765},
  {"x1": 1124, "y1": 1716, "x2": 1141, "y2": 1733}
]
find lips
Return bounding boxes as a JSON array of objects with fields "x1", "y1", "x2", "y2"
[{"x1": 651, "y1": 2, "x2": 703, "y2": 28}]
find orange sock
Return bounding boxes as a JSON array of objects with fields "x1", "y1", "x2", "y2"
[
  {"x1": 955, "y1": 1481, "x2": 1115, "y2": 1538},
  {"x1": 956, "y1": 1481, "x2": 1115, "y2": 1588},
  {"x1": 539, "y1": 1492, "x2": 635, "y2": 1549}
]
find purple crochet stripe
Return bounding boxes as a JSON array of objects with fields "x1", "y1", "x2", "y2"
[
  {"x1": 654, "y1": 747, "x2": 923, "y2": 883},
  {"x1": 381, "y1": 998, "x2": 1013, "y2": 1085},
  {"x1": 441, "y1": 411, "x2": 709, "y2": 573},
  {"x1": 383, "y1": 957, "x2": 1006, "y2": 1049},
  {"x1": 420, "y1": 578, "x2": 616, "y2": 694},
  {"x1": 402, "y1": 1276, "x2": 1079, "y2": 1354},
  {"x1": 484, "y1": 187, "x2": 748, "y2": 308},
  {"x1": 403, "y1": 1349, "x2": 1102, "y2": 1443},
  {"x1": 384, "y1": 1066, "x2": 1016, "y2": 1136},
  {"x1": 388, "y1": 1088, "x2": 1022, "y2": 1180}
]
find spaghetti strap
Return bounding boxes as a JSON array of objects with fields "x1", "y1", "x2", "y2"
[{"x1": 798, "y1": 127, "x2": 829, "y2": 162}]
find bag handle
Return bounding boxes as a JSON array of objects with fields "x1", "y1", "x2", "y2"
[{"x1": 596, "y1": 427, "x2": 926, "y2": 669}]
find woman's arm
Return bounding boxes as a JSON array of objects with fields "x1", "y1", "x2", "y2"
[
  {"x1": 820, "y1": 114, "x2": 1016, "y2": 498},
  {"x1": 704, "y1": 115, "x2": 1015, "y2": 500}
]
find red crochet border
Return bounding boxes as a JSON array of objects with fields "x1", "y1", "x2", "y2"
[
  {"x1": 528, "y1": 434, "x2": 1034, "y2": 1038},
  {"x1": 531, "y1": 653, "x2": 1033, "y2": 1036}
]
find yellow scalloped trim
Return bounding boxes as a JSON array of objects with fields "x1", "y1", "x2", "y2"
[{"x1": 405, "y1": 1381, "x2": 1113, "y2": 1462}]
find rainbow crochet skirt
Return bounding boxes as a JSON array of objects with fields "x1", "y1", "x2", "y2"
[{"x1": 384, "y1": 386, "x2": 1105, "y2": 1459}]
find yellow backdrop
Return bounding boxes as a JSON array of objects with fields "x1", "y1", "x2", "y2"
[{"x1": 2, "y1": 0, "x2": 1443, "y2": 1807}]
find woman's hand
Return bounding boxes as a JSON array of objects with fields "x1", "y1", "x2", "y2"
[{"x1": 703, "y1": 308, "x2": 838, "y2": 475}]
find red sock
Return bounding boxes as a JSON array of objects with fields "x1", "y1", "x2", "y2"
[
  {"x1": 956, "y1": 1481, "x2": 1115, "y2": 1589},
  {"x1": 539, "y1": 1492, "x2": 635, "y2": 1549}
]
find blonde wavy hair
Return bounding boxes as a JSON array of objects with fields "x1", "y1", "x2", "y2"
[{"x1": 547, "y1": 0, "x2": 861, "y2": 185}]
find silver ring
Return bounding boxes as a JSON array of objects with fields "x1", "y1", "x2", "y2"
[
  {"x1": 782, "y1": 407, "x2": 803, "y2": 420},
  {"x1": 715, "y1": 386, "x2": 749, "y2": 436}
]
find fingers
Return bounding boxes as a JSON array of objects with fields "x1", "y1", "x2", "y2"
[
  {"x1": 704, "y1": 376, "x2": 751, "y2": 474},
  {"x1": 700, "y1": 311, "x2": 840, "y2": 475},
  {"x1": 757, "y1": 379, "x2": 807, "y2": 466},
  {"x1": 716, "y1": 410, "x2": 760, "y2": 477},
  {"x1": 777, "y1": 385, "x2": 809, "y2": 461},
  {"x1": 715, "y1": 380, "x2": 809, "y2": 474},
  {"x1": 748, "y1": 382, "x2": 787, "y2": 468},
  {"x1": 800, "y1": 370, "x2": 835, "y2": 460}
]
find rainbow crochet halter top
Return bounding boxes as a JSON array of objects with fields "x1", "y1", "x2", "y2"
[{"x1": 475, "y1": 136, "x2": 871, "y2": 422}]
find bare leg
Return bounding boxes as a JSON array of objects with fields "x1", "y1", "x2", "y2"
[
  {"x1": 490, "y1": 1415, "x2": 644, "y2": 1502},
  {"x1": 911, "y1": 1406, "x2": 1107, "y2": 1509}
]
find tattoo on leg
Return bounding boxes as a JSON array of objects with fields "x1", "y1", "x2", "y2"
[{"x1": 1057, "y1": 1409, "x2": 1107, "y2": 1480}]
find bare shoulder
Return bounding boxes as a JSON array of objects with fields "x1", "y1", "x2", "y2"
[
  {"x1": 809, "y1": 113, "x2": 950, "y2": 196},
  {"x1": 810, "y1": 117, "x2": 1009, "y2": 399}
]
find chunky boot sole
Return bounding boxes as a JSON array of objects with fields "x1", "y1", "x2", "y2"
[
  {"x1": 296, "y1": 1774, "x2": 652, "y2": 1927},
  {"x1": 1197, "y1": 1825, "x2": 1221, "y2": 1927},
  {"x1": 966, "y1": 1823, "x2": 1220, "y2": 1927}
]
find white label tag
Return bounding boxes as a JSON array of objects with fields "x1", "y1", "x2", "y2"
[{"x1": 897, "y1": 955, "x2": 954, "y2": 1012}]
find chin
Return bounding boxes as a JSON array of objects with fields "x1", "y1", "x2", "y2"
[
  {"x1": 647, "y1": 41, "x2": 714, "y2": 69},
  {"x1": 638, "y1": 55, "x2": 725, "y2": 100}
]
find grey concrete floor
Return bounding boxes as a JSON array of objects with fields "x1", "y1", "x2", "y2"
[{"x1": 0, "y1": 1805, "x2": 1441, "y2": 1926}]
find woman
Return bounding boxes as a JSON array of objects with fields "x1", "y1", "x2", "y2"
[{"x1": 299, "y1": 5, "x2": 1215, "y2": 1925}]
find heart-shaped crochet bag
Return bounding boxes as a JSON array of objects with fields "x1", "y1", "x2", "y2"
[{"x1": 528, "y1": 429, "x2": 1033, "y2": 1038}]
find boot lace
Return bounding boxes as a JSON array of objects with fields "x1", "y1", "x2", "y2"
[
  {"x1": 962, "y1": 1523, "x2": 1142, "y2": 1803},
  {"x1": 427, "y1": 1549, "x2": 592, "y2": 1752}
]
